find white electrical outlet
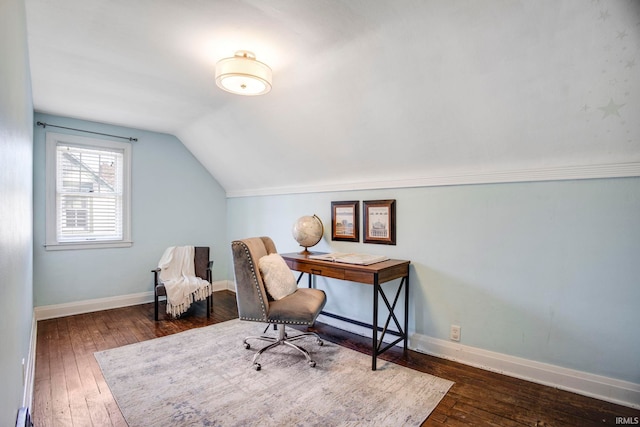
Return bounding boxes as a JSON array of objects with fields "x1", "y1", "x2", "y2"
[{"x1": 450, "y1": 325, "x2": 461, "y2": 341}]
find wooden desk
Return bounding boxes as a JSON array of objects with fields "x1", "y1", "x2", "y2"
[{"x1": 281, "y1": 252, "x2": 410, "y2": 370}]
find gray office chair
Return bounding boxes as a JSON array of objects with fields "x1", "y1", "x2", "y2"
[{"x1": 231, "y1": 237, "x2": 326, "y2": 370}]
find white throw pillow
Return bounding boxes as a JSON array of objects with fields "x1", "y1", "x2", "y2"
[{"x1": 258, "y1": 253, "x2": 298, "y2": 300}]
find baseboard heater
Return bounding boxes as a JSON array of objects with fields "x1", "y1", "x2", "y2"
[{"x1": 16, "y1": 407, "x2": 32, "y2": 427}]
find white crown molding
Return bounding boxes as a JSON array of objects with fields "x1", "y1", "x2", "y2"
[
  {"x1": 226, "y1": 162, "x2": 640, "y2": 198},
  {"x1": 410, "y1": 332, "x2": 640, "y2": 410}
]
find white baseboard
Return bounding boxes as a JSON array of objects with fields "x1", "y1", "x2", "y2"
[
  {"x1": 219, "y1": 279, "x2": 236, "y2": 292},
  {"x1": 410, "y1": 332, "x2": 640, "y2": 410},
  {"x1": 34, "y1": 280, "x2": 232, "y2": 321},
  {"x1": 316, "y1": 313, "x2": 401, "y2": 344},
  {"x1": 317, "y1": 315, "x2": 639, "y2": 409},
  {"x1": 23, "y1": 314, "x2": 37, "y2": 408},
  {"x1": 32, "y1": 284, "x2": 638, "y2": 409},
  {"x1": 34, "y1": 291, "x2": 154, "y2": 320}
]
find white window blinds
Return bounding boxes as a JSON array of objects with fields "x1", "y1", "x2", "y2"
[
  {"x1": 56, "y1": 143, "x2": 124, "y2": 242},
  {"x1": 45, "y1": 132, "x2": 132, "y2": 250}
]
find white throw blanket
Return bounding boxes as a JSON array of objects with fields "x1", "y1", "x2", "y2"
[{"x1": 157, "y1": 246, "x2": 213, "y2": 317}]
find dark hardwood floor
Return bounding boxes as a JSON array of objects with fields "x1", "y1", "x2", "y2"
[{"x1": 33, "y1": 290, "x2": 638, "y2": 426}]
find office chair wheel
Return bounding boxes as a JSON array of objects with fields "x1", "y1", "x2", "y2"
[
  {"x1": 309, "y1": 360, "x2": 316, "y2": 368},
  {"x1": 317, "y1": 339, "x2": 323, "y2": 346},
  {"x1": 244, "y1": 342, "x2": 250, "y2": 349},
  {"x1": 253, "y1": 363, "x2": 261, "y2": 371}
]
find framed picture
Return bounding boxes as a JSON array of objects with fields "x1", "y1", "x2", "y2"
[
  {"x1": 331, "y1": 201, "x2": 359, "y2": 242},
  {"x1": 363, "y1": 199, "x2": 396, "y2": 245}
]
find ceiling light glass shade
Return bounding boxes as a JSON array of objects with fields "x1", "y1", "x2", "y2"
[{"x1": 215, "y1": 51, "x2": 272, "y2": 96}]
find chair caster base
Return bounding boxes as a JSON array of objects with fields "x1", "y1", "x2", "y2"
[{"x1": 245, "y1": 325, "x2": 323, "y2": 370}]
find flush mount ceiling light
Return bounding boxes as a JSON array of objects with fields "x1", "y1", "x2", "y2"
[{"x1": 215, "y1": 50, "x2": 272, "y2": 96}]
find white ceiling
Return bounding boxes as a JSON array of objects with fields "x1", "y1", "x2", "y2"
[{"x1": 25, "y1": 0, "x2": 640, "y2": 196}]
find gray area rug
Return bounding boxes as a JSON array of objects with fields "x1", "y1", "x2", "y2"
[{"x1": 95, "y1": 319, "x2": 453, "y2": 426}]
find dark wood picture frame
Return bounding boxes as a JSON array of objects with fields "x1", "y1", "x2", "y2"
[
  {"x1": 363, "y1": 199, "x2": 396, "y2": 245},
  {"x1": 331, "y1": 201, "x2": 359, "y2": 242}
]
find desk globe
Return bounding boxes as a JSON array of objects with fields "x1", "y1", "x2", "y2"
[{"x1": 292, "y1": 214, "x2": 324, "y2": 254}]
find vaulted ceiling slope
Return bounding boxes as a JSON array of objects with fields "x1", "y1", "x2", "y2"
[{"x1": 26, "y1": 0, "x2": 640, "y2": 196}]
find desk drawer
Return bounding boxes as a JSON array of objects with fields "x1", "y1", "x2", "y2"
[
  {"x1": 309, "y1": 265, "x2": 346, "y2": 280},
  {"x1": 287, "y1": 260, "x2": 345, "y2": 280}
]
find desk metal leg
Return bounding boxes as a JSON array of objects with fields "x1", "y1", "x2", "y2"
[
  {"x1": 372, "y1": 277, "x2": 379, "y2": 371},
  {"x1": 372, "y1": 275, "x2": 409, "y2": 370},
  {"x1": 404, "y1": 274, "x2": 409, "y2": 352},
  {"x1": 296, "y1": 270, "x2": 409, "y2": 371}
]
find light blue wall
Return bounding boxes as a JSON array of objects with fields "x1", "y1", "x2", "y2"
[
  {"x1": 0, "y1": 0, "x2": 34, "y2": 423},
  {"x1": 227, "y1": 178, "x2": 640, "y2": 383},
  {"x1": 33, "y1": 113, "x2": 228, "y2": 306}
]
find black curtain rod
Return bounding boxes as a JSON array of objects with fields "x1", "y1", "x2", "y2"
[{"x1": 36, "y1": 121, "x2": 138, "y2": 142}]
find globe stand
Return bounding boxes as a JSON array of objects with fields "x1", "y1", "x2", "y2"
[{"x1": 292, "y1": 214, "x2": 324, "y2": 256}]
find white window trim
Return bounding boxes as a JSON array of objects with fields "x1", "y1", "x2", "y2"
[{"x1": 45, "y1": 132, "x2": 132, "y2": 250}]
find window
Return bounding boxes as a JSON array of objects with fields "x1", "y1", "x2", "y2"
[{"x1": 45, "y1": 132, "x2": 132, "y2": 250}]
